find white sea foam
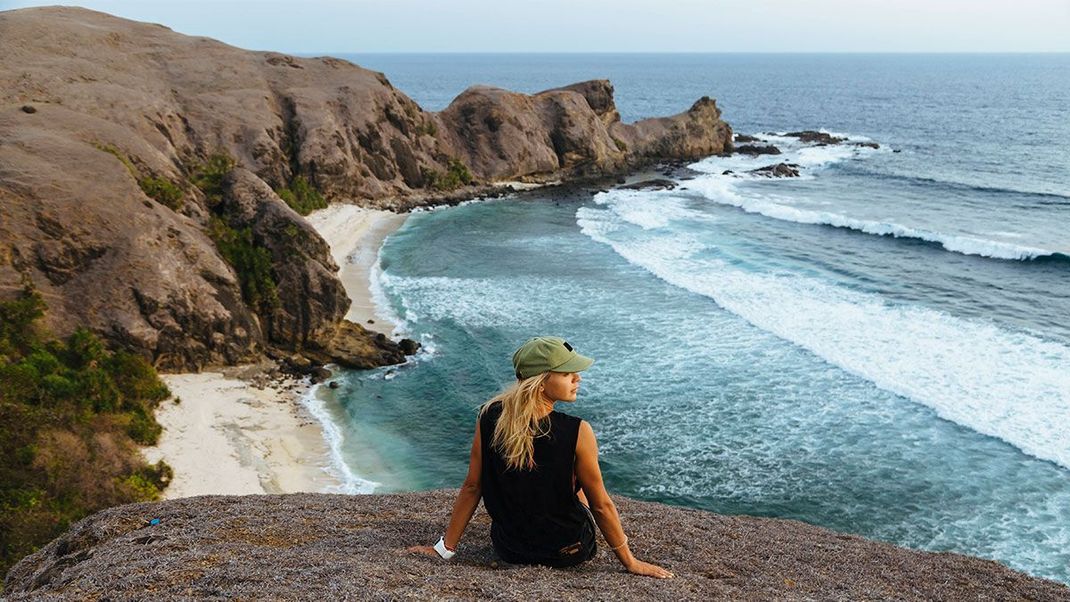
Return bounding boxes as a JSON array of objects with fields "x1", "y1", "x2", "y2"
[
  {"x1": 577, "y1": 202, "x2": 1070, "y2": 470},
  {"x1": 597, "y1": 190, "x2": 709, "y2": 230},
  {"x1": 299, "y1": 383, "x2": 380, "y2": 494},
  {"x1": 378, "y1": 272, "x2": 563, "y2": 328},
  {"x1": 369, "y1": 243, "x2": 410, "y2": 335},
  {"x1": 691, "y1": 130, "x2": 878, "y2": 177},
  {"x1": 683, "y1": 175, "x2": 1060, "y2": 261}
]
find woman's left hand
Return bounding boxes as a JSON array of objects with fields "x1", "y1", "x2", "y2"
[{"x1": 406, "y1": 545, "x2": 440, "y2": 557}]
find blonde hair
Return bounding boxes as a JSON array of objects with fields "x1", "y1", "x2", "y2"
[{"x1": 479, "y1": 372, "x2": 553, "y2": 471}]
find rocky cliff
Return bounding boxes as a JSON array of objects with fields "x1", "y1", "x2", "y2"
[
  {"x1": 5, "y1": 491, "x2": 1067, "y2": 600},
  {"x1": 0, "y1": 6, "x2": 732, "y2": 371}
]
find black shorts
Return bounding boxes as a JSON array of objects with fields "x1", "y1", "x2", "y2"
[{"x1": 492, "y1": 504, "x2": 598, "y2": 568}]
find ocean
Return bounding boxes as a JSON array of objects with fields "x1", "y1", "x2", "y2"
[{"x1": 311, "y1": 54, "x2": 1070, "y2": 583}]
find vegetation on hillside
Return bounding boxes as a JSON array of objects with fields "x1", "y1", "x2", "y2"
[
  {"x1": 422, "y1": 158, "x2": 474, "y2": 191},
  {"x1": 191, "y1": 153, "x2": 280, "y2": 315},
  {"x1": 276, "y1": 175, "x2": 327, "y2": 216},
  {"x1": 94, "y1": 143, "x2": 185, "y2": 211},
  {"x1": 0, "y1": 287, "x2": 173, "y2": 578}
]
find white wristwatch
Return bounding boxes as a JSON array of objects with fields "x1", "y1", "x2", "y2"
[{"x1": 434, "y1": 536, "x2": 456, "y2": 560}]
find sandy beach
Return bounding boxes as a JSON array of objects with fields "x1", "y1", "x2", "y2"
[
  {"x1": 144, "y1": 205, "x2": 409, "y2": 499},
  {"x1": 306, "y1": 204, "x2": 408, "y2": 336}
]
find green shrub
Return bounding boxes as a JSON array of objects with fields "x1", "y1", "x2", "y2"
[
  {"x1": 612, "y1": 137, "x2": 628, "y2": 152},
  {"x1": 139, "y1": 175, "x2": 184, "y2": 211},
  {"x1": 417, "y1": 119, "x2": 438, "y2": 136},
  {"x1": 0, "y1": 287, "x2": 173, "y2": 577},
  {"x1": 275, "y1": 175, "x2": 327, "y2": 216},
  {"x1": 423, "y1": 158, "x2": 474, "y2": 191},
  {"x1": 206, "y1": 217, "x2": 279, "y2": 314},
  {"x1": 191, "y1": 153, "x2": 236, "y2": 208}
]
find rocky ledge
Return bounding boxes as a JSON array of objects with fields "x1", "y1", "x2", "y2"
[
  {"x1": 5, "y1": 491, "x2": 1067, "y2": 601},
  {"x1": 0, "y1": 6, "x2": 732, "y2": 372}
]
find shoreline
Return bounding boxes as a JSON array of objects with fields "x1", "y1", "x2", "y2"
[
  {"x1": 306, "y1": 204, "x2": 408, "y2": 336},
  {"x1": 143, "y1": 369, "x2": 340, "y2": 499},
  {"x1": 145, "y1": 206, "x2": 410, "y2": 499}
]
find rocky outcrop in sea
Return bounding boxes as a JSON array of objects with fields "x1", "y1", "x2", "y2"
[
  {"x1": 0, "y1": 6, "x2": 733, "y2": 371},
  {"x1": 5, "y1": 491, "x2": 1067, "y2": 601}
]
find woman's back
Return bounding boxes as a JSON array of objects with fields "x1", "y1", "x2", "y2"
[{"x1": 479, "y1": 400, "x2": 593, "y2": 565}]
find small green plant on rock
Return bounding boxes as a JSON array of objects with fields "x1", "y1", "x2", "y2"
[
  {"x1": 422, "y1": 158, "x2": 474, "y2": 192},
  {"x1": 275, "y1": 175, "x2": 327, "y2": 216},
  {"x1": 191, "y1": 153, "x2": 236, "y2": 208},
  {"x1": 138, "y1": 175, "x2": 184, "y2": 211},
  {"x1": 93, "y1": 143, "x2": 185, "y2": 211}
]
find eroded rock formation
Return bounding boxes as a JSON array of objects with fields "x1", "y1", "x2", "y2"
[{"x1": 0, "y1": 6, "x2": 732, "y2": 370}]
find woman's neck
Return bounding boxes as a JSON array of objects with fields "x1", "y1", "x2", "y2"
[{"x1": 536, "y1": 396, "x2": 555, "y2": 419}]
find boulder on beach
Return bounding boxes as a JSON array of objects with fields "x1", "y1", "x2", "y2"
[{"x1": 5, "y1": 491, "x2": 1066, "y2": 601}]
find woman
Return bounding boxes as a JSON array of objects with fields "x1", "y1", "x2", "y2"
[{"x1": 409, "y1": 336, "x2": 673, "y2": 578}]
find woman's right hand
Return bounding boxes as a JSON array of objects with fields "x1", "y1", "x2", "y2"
[{"x1": 626, "y1": 558, "x2": 674, "y2": 579}]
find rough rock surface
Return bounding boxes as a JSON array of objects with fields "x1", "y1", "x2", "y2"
[
  {"x1": 0, "y1": 7, "x2": 732, "y2": 371},
  {"x1": 734, "y1": 144, "x2": 781, "y2": 156},
  {"x1": 5, "y1": 491, "x2": 1067, "y2": 601},
  {"x1": 784, "y1": 130, "x2": 846, "y2": 145},
  {"x1": 750, "y1": 163, "x2": 802, "y2": 178}
]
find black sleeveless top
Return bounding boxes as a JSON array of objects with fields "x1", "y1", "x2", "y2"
[{"x1": 479, "y1": 401, "x2": 592, "y2": 563}]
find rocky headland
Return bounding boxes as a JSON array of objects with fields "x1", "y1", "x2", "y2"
[
  {"x1": 5, "y1": 491, "x2": 1068, "y2": 601},
  {"x1": 0, "y1": 6, "x2": 731, "y2": 372}
]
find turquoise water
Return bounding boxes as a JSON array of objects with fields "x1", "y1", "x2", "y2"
[{"x1": 319, "y1": 54, "x2": 1070, "y2": 584}]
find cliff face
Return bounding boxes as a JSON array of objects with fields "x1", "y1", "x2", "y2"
[
  {"x1": 5, "y1": 491, "x2": 1067, "y2": 600},
  {"x1": 0, "y1": 6, "x2": 732, "y2": 371}
]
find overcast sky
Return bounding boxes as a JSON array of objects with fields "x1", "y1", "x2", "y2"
[{"x1": 4, "y1": 0, "x2": 1069, "y2": 53}]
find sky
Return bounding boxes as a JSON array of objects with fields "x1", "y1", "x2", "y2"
[{"x1": 3, "y1": 0, "x2": 1069, "y2": 53}]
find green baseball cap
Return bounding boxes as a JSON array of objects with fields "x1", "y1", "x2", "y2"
[{"x1": 512, "y1": 336, "x2": 595, "y2": 380}]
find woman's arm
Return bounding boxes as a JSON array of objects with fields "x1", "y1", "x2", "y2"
[
  {"x1": 408, "y1": 419, "x2": 483, "y2": 557},
  {"x1": 575, "y1": 420, "x2": 674, "y2": 579},
  {"x1": 443, "y1": 419, "x2": 483, "y2": 549}
]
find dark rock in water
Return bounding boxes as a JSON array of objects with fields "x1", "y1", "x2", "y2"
[
  {"x1": 893, "y1": 149, "x2": 902, "y2": 153},
  {"x1": 734, "y1": 133, "x2": 760, "y2": 143},
  {"x1": 399, "y1": 338, "x2": 421, "y2": 355},
  {"x1": 616, "y1": 177, "x2": 627, "y2": 184},
  {"x1": 327, "y1": 380, "x2": 340, "y2": 389},
  {"x1": 722, "y1": 170, "x2": 735, "y2": 176},
  {"x1": 785, "y1": 130, "x2": 846, "y2": 145},
  {"x1": 734, "y1": 144, "x2": 781, "y2": 156},
  {"x1": 5, "y1": 491, "x2": 1066, "y2": 601},
  {"x1": 853, "y1": 141, "x2": 880, "y2": 149},
  {"x1": 750, "y1": 163, "x2": 801, "y2": 178},
  {"x1": 310, "y1": 366, "x2": 332, "y2": 383},
  {"x1": 618, "y1": 179, "x2": 677, "y2": 191}
]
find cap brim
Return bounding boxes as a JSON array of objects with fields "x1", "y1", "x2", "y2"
[{"x1": 552, "y1": 353, "x2": 594, "y2": 373}]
